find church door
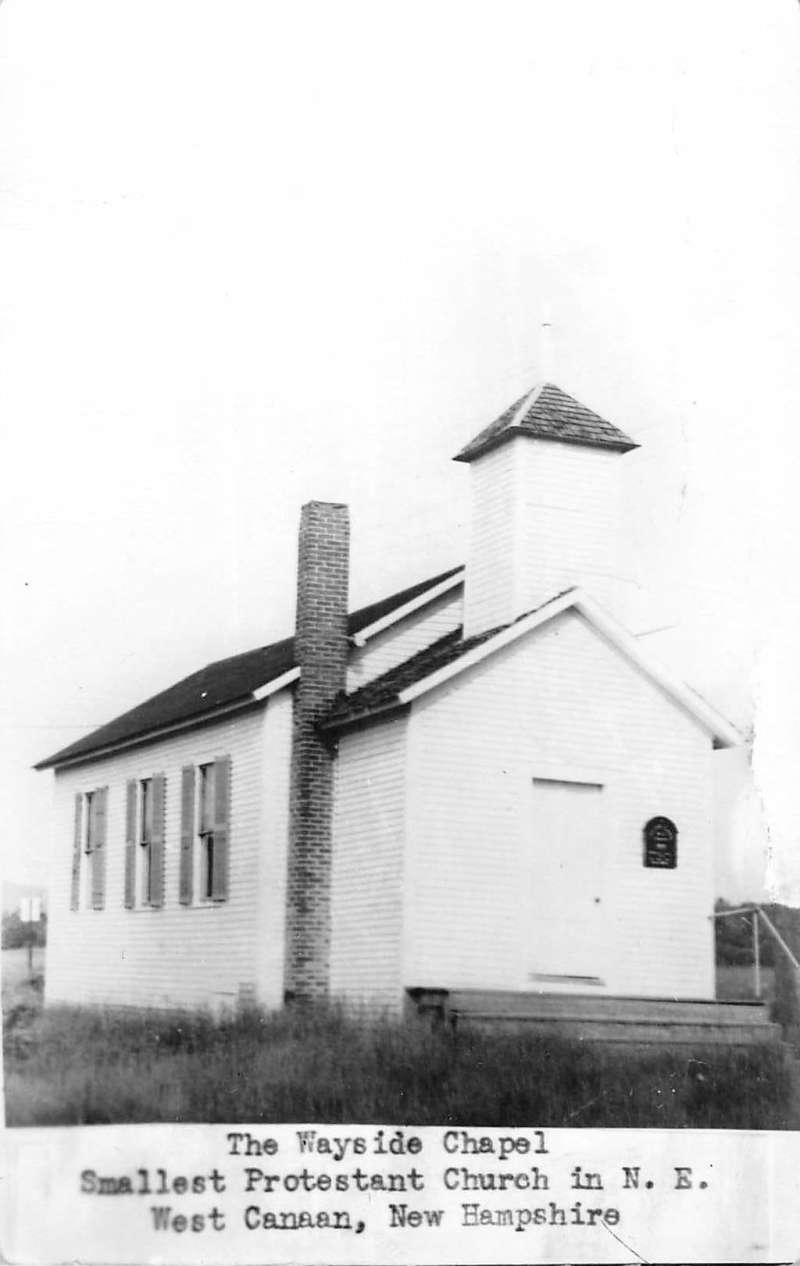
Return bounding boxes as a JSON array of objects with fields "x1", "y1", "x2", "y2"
[{"x1": 527, "y1": 777, "x2": 607, "y2": 986}]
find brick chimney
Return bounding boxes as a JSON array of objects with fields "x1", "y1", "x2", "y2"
[{"x1": 285, "y1": 500, "x2": 350, "y2": 1003}]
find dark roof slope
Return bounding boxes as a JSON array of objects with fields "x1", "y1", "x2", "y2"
[
  {"x1": 324, "y1": 587, "x2": 584, "y2": 730},
  {"x1": 344, "y1": 565, "x2": 461, "y2": 634},
  {"x1": 454, "y1": 382, "x2": 638, "y2": 461},
  {"x1": 36, "y1": 565, "x2": 463, "y2": 770},
  {"x1": 35, "y1": 639, "x2": 296, "y2": 772},
  {"x1": 322, "y1": 624, "x2": 503, "y2": 729}
]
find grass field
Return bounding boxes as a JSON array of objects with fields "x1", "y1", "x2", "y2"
[{"x1": 2, "y1": 951, "x2": 794, "y2": 1129}]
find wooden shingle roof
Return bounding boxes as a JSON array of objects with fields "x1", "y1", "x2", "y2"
[
  {"x1": 36, "y1": 566, "x2": 463, "y2": 770},
  {"x1": 322, "y1": 587, "x2": 741, "y2": 749},
  {"x1": 454, "y1": 382, "x2": 638, "y2": 462},
  {"x1": 322, "y1": 624, "x2": 504, "y2": 729}
]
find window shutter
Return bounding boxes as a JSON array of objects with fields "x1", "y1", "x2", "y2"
[
  {"x1": 179, "y1": 766, "x2": 195, "y2": 905},
  {"x1": 150, "y1": 773, "x2": 166, "y2": 908},
  {"x1": 211, "y1": 755, "x2": 231, "y2": 901},
  {"x1": 124, "y1": 780, "x2": 137, "y2": 908},
  {"x1": 91, "y1": 787, "x2": 108, "y2": 910},
  {"x1": 71, "y1": 794, "x2": 82, "y2": 910}
]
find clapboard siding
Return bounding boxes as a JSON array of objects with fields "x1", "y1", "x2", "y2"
[
  {"x1": 463, "y1": 441, "x2": 518, "y2": 636},
  {"x1": 46, "y1": 705, "x2": 285, "y2": 1011},
  {"x1": 329, "y1": 716, "x2": 407, "y2": 1010},
  {"x1": 464, "y1": 435, "x2": 632, "y2": 635},
  {"x1": 404, "y1": 609, "x2": 715, "y2": 999},
  {"x1": 518, "y1": 440, "x2": 628, "y2": 618},
  {"x1": 346, "y1": 587, "x2": 463, "y2": 691}
]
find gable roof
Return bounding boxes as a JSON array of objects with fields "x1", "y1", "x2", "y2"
[
  {"x1": 322, "y1": 588, "x2": 741, "y2": 750},
  {"x1": 346, "y1": 565, "x2": 462, "y2": 642},
  {"x1": 350, "y1": 568, "x2": 464, "y2": 647},
  {"x1": 323, "y1": 624, "x2": 503, "y2": 728},
  {"x1": 35, "y1": 565, "x2": 463, "y2": 771},
  {"x1": 453, "y1": 382, "x2": 638, "y2": 462}
]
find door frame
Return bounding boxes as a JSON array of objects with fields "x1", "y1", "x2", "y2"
[{"x1": 521, "y1": 761, "x2": 616, "y2": 991}]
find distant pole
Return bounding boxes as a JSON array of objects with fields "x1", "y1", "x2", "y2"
[
  {"x1": 20, "y1": 896, "x2": 40, "y2": 981},
  {"x1": 753, "y1": 911, "x2": 762, "y2": 1000}
]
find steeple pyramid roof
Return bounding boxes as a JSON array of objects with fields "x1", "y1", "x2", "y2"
[{"x1": 453, "y1": 382, "x2": 638, "y2": 462}]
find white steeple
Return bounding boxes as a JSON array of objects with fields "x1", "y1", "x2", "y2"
[{"x1": 454, "y1": 383, "x2": 638, "y2": 638}]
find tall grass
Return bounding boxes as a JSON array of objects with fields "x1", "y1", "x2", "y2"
[{"x1": 4, "y1": 1002, "x2": 792, "y2": 1128}]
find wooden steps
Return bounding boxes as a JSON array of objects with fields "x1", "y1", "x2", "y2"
[{"x1": 408, "y1": 988, "x2": 782, "y2": 1046}]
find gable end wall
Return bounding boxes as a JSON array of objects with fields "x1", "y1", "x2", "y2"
[{"x1": 404, "y1": 609, "x2": 716, "y2": 999}]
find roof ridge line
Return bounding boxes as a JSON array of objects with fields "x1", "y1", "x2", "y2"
[
  {"x1": 36, "y1": 563, "x2": 466, "y2": 770},
  {"x1": 509, "y1": 382, "x2": 545, "y2": 429}
]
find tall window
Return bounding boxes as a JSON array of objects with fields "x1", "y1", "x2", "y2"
[
  {"x1": 124, "y1": 774, "x2": 165, "y2": 910},
  {"x1": 140, "y1": 777, "x2": 154, "y2": 904},
  {"x1": 84, "y1": 790, "x2": 96, "y2": 907},
  {"x1": 199, "y1": 763, "x2": 216, "y2": 900},
  {"x1": 179, "y1": 757, "x2": 230, "y2": 905},
  {"x1": 71, "y1": 786, "x2": 107, "y2": 911},
  {"x1": 84, "y1": 791, "x2": 96, "y2": 852}
]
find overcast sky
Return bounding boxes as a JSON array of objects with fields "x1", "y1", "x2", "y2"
[{"x1": 2, "y1": 0, "x2": 799, "y2": 901}]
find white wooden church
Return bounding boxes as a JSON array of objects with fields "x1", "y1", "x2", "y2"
[{"x1": 39, "y1": 382, "x2": 760, "y2": 1037}]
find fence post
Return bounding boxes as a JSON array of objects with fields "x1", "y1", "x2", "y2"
[
  {"x1": 753, "y1": 911, "x2": 761, "y2": 1000},
  {"x1": 768, "y1": 907, "x2": 800, "y2": 1041}
]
